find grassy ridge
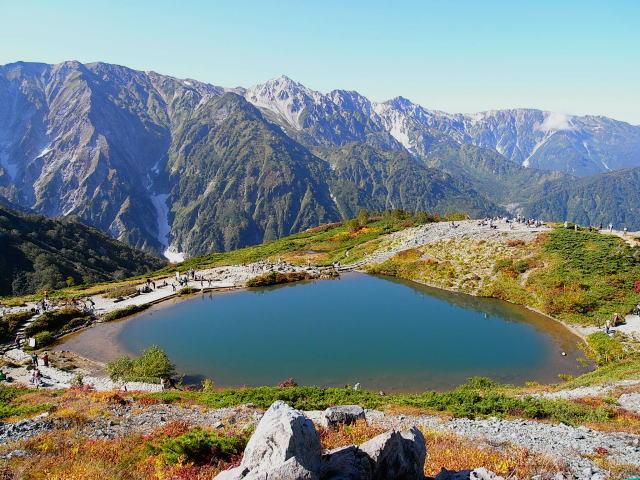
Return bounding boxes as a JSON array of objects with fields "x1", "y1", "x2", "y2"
[
  {"x1": 1, "y1": 213, "x2": 453, "y2": 306},
  {"x1": 369, "y1": 228, "x2": 640, "y2": 326}
]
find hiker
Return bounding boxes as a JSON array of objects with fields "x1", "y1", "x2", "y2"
[
  {"x1": 171, "y1": 283, "x2": 176, "y2": 292},
  {"x1": 31, "y1": 353, "x2": 39, "y2": 367},
  {"x1": 609, "y1": 223, "x2": 613, "y2": 233},
  {"x1": 34, "y1": 369, "x2": 42, "y2": 386},
  {"x1": 605, "y1": 318, "x2": 611, "y2": 334},
  {"x1": 42, "y1": 352, "x2": 49, "y2": 367},
  {"x1": 623, "y1": 227, "x2": 628, "y2": 236},
  {"x1": 160, "y1": 376, "x2": 177, "y2": 390},
  {"x1": 0, "y1": 369, "x2": 6, "y2": 382},
  {"x1": 563, "y1": 221, "x2": 568, "y2": 229},
  {"x1": 613, "y1": 313, "x2": 620, "y2": 327},
  {"x1": 13, "y1": 335, "x2": 20, "y2": 348}
]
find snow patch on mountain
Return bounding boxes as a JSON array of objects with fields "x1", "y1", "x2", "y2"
[
  {"x1": 150, "y1": 193, "x2": 186, "y2": 262},
  {"x1": 163, "y1": 246, "x2": 185, "y2": 263},
  {"x1": 150, "y1": 193, "x2": 171, "y2": 247},
  {"x1": 371, "y1": 103, "x2": 413, "y2": 150}
]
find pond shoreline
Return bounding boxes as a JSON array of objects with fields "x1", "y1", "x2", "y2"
[
  {"x1": 52, "y1": 270, "x2": 586, "y2": 392},
  {"x1": 363, "y1": 271, "x2": 591, "y2": 343}
]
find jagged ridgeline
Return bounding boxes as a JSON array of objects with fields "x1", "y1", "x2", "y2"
[
  {"x1": 2, "y1": 61, "x2": 640, "y2": 260},
  {"x1": 0, "y1": 203, "x2": 166, "y2": 296}
]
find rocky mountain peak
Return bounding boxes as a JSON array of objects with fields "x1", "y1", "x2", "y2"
[{"x1": 244, "y1": 75, "x2": 323, "y2": 130}]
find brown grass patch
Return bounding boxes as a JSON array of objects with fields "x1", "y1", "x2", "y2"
[
  {"x1": 421, "y1": 430, "x2": 561, "y2": 478},
  {"x1": 318, "y1": 420, "x2": 386, "y2": 450},
  {"x1": 273, "y1": 250, "x2": 328, "y2": 265}
]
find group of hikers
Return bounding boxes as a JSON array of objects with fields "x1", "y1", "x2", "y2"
[
  {"x1": 175, "y1": 269, "x2": 213, "y2": 289},
  {"x1": 477, "y1": 215, "x2": 544, "y2": 229},
  {"x1": 563, "y1": 221, "x2": 630, "y2": 235},
  {"x1": 603, "y1": 311, "x2": 632, "y2": 334}
]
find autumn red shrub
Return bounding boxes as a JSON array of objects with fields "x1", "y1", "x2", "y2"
[{"x1": 277, "y1": 378, "x2": 298, "y2": 388}]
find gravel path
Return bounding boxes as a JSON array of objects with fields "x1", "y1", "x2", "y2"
[
  {"x1": 530, "y1": 380, "x2": 640, "y2": 403},
  {"x1": 2, "y1": 348, "x2": 162, "y2": 392}
]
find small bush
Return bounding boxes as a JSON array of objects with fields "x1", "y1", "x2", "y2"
[
  {"x1": 159, "y1": 429, "x2": 247, "y2": 465},
  {"x1": 103, "y1": 286, "x2": 138, "y2": 299},
  {"x1": 178, "y1": 287, "x2": 199, "y2": 296},
  {"x1": 201, "y1": 378, "x2": 215, "y2": 392},
  {"x1": 103, "y1": 304, "x2": 149, "y2": 322},
  {"x1": 582, "y1": 332, "x2": 632, "y2": 366},
  {"x1": 277, "y1": 378, "x2": 298, "y2": 388},
  {"x1": 24, "y1": 308, "x2": 90, "y2": 337},
  {"x1": 106, "y1": 346, "x2": 176, "y2": 382},
  {"x1": 513, "y1": 259, "x2": 531, "y2": 274},
  {"x1": 62, "y1": 317, "x2": 91, "y2": 331},
  {"x1": 507, "y1": 239, "x2": 526, "y2": 247},
  {"x1": 246, "y1": 271, "x2": 310, "y2": 287},
  {"x1": 33, "y1": 331, "x2": 54, "y2": 348}
]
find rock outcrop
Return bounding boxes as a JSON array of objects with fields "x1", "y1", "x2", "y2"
[
  {"x1": 321, "y1": 405, "x2": 366, "y2": 428},
  {"x1": 359, "y1": 427, "x2": 427, "y2": 480},
  {"x1": 215, "y1": 400, "x2": 321, "y2": 479},
  {"x1": 213, "y1": 401, "x2": 427, "y2": 480}
]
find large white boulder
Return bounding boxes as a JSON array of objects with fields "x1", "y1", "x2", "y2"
[
  {"x1": 214, "y1": 400, "x2": 321, "y2": 480},
  {"x1": 359, "y1": 427, "x2": 426, "y2": 480}
]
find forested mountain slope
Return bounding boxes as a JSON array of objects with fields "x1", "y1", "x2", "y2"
[{"x1": 0, "y1": 203, "x2": 165, "y2": 296}]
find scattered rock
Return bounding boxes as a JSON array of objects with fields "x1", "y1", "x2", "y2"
[
  {"x1": 321, "y1": 405, "x2": 365, "y2": 428},
  {"x1": 618, "y1": 392, "x2": 640, "y2": 413},
  {"x1": 434, "y1": 467, "x2": 505, "y2": 480}
]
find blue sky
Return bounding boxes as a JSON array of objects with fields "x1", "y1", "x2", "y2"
[{"x1": 2, "y1": 0, "x2": 639, "y2": 124}]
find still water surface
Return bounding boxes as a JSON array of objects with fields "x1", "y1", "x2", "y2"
[{"x1": 58, "y1": 273, "x2": 586, "y2": 391}]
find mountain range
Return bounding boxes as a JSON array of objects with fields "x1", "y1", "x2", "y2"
[{"x1": 1, "y1": 61, "x2": 639, "y2": 259}]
